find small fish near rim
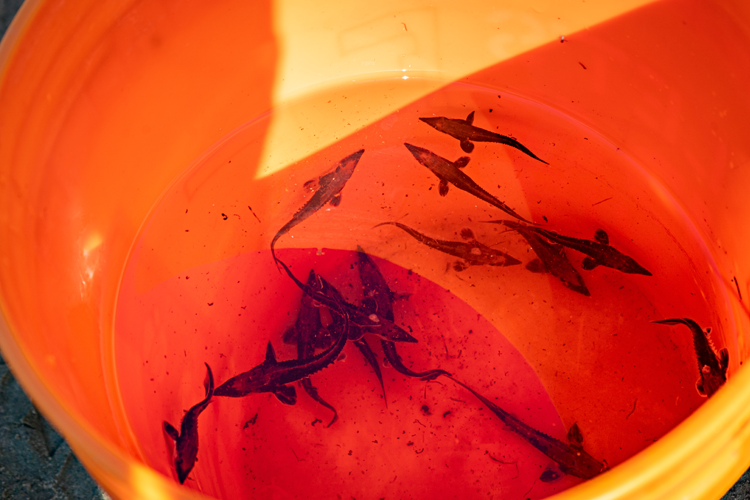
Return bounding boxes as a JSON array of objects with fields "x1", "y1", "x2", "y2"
[
  {"x1": 271, "y1": 149, "x2": 365, "y2": 265},
  {"x1": 403, "y1": 143, "x2": 536, "y2": 224},
  {"x1": 163, "y1": 363, "x2": 214, "y2": 484}
]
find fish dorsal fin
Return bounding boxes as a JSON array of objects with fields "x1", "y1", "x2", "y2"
[
  {"x1": 454, "y1": 156, "x2": 471, "y2": 169},
  {"x1": 594, "y1": 229, "x2": 609, "y2": 245},
  {"x1": 265, "y1": 341, "x2": 278, "y2": 364},
  {"x1": 567, "y1": 422, "x2": 584, "y2": 448},
  {"x1": 466, "y1": 111, "x2": 475, "y2": 125},
  {"x1": 163, "y1": 421, "x2": 180, "y2": 441}
]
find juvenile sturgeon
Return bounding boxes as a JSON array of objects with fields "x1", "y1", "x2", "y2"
[
  {"x1": 653, "y1": 318, "x2": 728, "y2": 397},
  {"x1": 404, "y1": 143, "x2": 533, "y2": 223},
  {"x1": 271, "y1": 149, "x2": 365, "y2": 264},
  {"x1": 448, "y1": 375, "x2": 607, "y2": 480},
  {"x1": 419, "y1": 111, "x2": 547, "y2": 163},
  {"x1": 357, "y1": 246, "x2": 450, "y2": 381},
  {"x1": 532, "y1": 227, "x2": 652, "y2": 276},
  {"x1": 213, "y1": 299, "x2": 350, "y2": 400},
  {"x1": 375, "y1": 221, "x2": 521, "y2": 271},
  {"x1": 163, "y1": 363, "x2": 214, "y2": 484},
  {"x1": 485, "y1": 220, "x2": 589, "y2": 296}
]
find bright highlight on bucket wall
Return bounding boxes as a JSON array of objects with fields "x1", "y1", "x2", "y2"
[{"x1": 1, "y1": 0, "x2": 750, "y2": 499}]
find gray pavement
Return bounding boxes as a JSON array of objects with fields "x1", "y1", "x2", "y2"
[{"x1": 0, "y1": 1, "x2": 749, "y2": 499}]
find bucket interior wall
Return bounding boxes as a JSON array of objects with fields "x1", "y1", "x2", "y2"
[{"x1": 0, "y1": 0, "x2": 749, "y2": 498}]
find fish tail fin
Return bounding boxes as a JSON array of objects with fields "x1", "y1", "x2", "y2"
[
  {"x1": 326, "y1": 413, "x2": 339, "y2": 427},
  {"x1": 301, "y1": 378, "x2": 339, "y2": 426},
  {"x1": 419, "y1": 369, "x2": 451, "y2": 381},
  {"x1": 271, "y1": 244, "x2": 282, "y2": 273},
  {"x1": 203, "y1": 363, "x2": 214, "y2": 402},
  {"x1": 372, "y1": 221, "x2": 395, "y2": 230}
]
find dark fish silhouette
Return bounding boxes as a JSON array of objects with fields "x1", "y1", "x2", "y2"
[
  {"x1": 311, "y1": 274, "x2": 389, "y2": 406},
  {"x1": 448, "y1": 376, "x2": 606, "y2": 480},
  {"x1": 163, "y1": 363, "x2": 214, "y2": 484},
  {"x1": 271, "y1": 149, "x2": 365, "y2": 263},
  {"x1": 404, "y1": 143, "x2": 533, "y2": 223},
  {"x1": 214, "y1": 303, "x2": 349, "y2": 399},
  {"x1": 352, "y1": 337, "x2": 387, "y2": 406},
  {"x1": 419, "y1": 111, "x2": 547, "y2": 163},
  {"x1": 532, "y1": 227, "x2": 652, "y2": 276},
  {"x1": 653, "y1": 318, "x2": 728, "y2": 397},
  {"x1": 375, "y1": 222, "x2": 521, "y2": 271},
  {"x1": 486, "y1": 220, "x2": 589, "y2": 296},
  {"x1": 276, "y1": 257, "x2": 418, "y2": 343},
  {"x1": 357, "y1": 246, "x2": 450, "y2": 381},
  {"x1": 283, "y1": 270, "x2": 339, "y2": 426}
]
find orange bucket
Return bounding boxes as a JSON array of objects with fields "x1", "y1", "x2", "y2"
[{"x1": 2, "y1": 0, "x2": 750, "y2": 498}]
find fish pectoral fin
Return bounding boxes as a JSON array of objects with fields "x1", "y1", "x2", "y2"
[
  {"x1": 264, "y1": 341, "x2": 278, "y2": 364},
  {"x1": 720, "y1": 349, "x2": 729, "y2": 371},
  {"x1": 454, "y1": 156, "x2": 471, "y2": 169},
  {"x1": 465, "y1": 111, "x2": 475, "y2": 125},
  {"x1": 203, "y1": 363, "x2": 214, "y2": 396},
  {"x1": 567, "y1": 422, "x2": 584, "y2": 447},
  {"x1": 581, "y1": 256, "x2": 600, "y2": 271},
  {"x1": 594, "y1": 229, "x2": 609, "y2": 244},
  {"x1": 163, "y1": 421, "x2": 180, "y2": 441},
  {"x1": 460, "y1": 139, "x2": 475, "y2": 153},
  {"x1": 696, "y1": 378, "x2": 708, "y2": 397},
  {"x1": 330, "y1": 193, "x2": 342, "y2": 207},
  {"x1": 540, "y1": 468, "x2": 562, "y2": 482},
  {"x1": 525, "y1": 258, "x2": 547, "y2": 273},
  {"x1": 273, "y1": 385, "x2": 298, "y2": 405},
  {"x1": 438, "y1": 180, "x2": 450, "y2": 196}
]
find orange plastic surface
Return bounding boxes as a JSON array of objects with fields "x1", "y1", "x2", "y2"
[{"x1": 0, "y1": 0, "x2": 749, "y2": 499}]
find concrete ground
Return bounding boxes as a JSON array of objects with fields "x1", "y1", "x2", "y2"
[{"x1": 1, "y1": 1, "x2": 749, "y2": 499}]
